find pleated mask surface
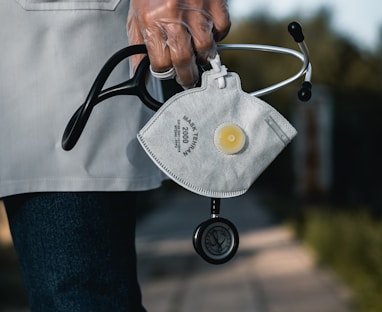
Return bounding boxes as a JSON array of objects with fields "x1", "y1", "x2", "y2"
[{"x1": 137, "y1": 59, "x2": 297, "y2": 198}]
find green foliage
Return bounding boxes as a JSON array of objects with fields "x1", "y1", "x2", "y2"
[
  {"x1": 224, "y1": 9, "x2": 381, "y2": 94},
  {"x1": 221, "y1": 9, "x2": 382, "y2": 204},
  {"x1": 303, "y1": 208, "x2": 382, "y2": 312},
  {"x1": 225, "y1": 9, "x2": 382, "y2": 312}
]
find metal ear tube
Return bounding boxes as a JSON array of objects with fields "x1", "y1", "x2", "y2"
[
  {"x1": 288, "y1": 21, "x2": 312, "y2": 101},
  {"x1": 217, "y1": 21, "x2": 312, "y2": 100}
]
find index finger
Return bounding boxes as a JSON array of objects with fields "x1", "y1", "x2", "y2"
[
  {"x1": 167, "y1": 24, "x2": 199, "y2": 88},
  {"x1": 208, "y1": 0, "x2": 231, "y2": 41},
  {"x1": 127, "y1": 13, "x2": 147, "y2": 73}
]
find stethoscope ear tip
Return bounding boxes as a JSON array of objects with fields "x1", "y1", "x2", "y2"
[
  {"x1": 298, "y1": 81, "x2": 312, "y2": 102},
  {"x1": 288, "y1": 21, "x2": 304, "y2": 43}
]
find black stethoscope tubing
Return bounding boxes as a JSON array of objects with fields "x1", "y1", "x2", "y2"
[
  {"x1": 62, "y1": 44, "x2": 159, "y2": 151},
  {"x1": 61, "y1": 22, "x2": 312, "y2": 151}
]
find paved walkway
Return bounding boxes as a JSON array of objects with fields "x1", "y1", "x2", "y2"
[
  {"x1": 0, "y1": 188, "x2": 354, "y2": 312},
  {"x1": 136, "y1": 187, "x2": 354, "y2": 312}
]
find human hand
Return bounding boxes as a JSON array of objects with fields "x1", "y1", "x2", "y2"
[{"x1": 127, "y1": 0, "x2": 231, "y2": 89}]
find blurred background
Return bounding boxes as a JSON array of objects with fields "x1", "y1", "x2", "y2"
[
  {"x1": 220, "y1": 1, "x2": 382, "y2": 311},
  {"x1": 1, "y1": 1, "x2": 381, "y2": 311}
]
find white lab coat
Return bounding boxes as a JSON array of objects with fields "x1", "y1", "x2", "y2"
[{"x1": 0, "y1": 0, "x2": 165, "y2": 198}]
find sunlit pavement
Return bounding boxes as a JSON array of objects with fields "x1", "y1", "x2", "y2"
[{"x1": 136, "y1": 188, "x2": 353, "y2": 312}]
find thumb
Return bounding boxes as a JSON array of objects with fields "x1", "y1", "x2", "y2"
[{"x1": 127, "y1": 13, "x2": 146, "y2": 74}]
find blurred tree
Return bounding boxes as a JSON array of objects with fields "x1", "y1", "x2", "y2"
[
  {"x1": 221, "y1": 8, "x2": 382, "y2": 206},
  {"x1": 223, "y1": 8, "x2": 381, "y2": 93}
]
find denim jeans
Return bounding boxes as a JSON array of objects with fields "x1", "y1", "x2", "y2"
[{"x1": 3, "y1": 192, "x2": 147, "y2": 312}]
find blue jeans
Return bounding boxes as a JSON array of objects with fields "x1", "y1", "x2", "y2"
[{"x1": 3, "y1": 192, "x2": 147, "y2": 312}]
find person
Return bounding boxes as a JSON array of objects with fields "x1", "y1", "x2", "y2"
[{"x1": 0, "y1": 0, "x2": 230, "y2": 311}]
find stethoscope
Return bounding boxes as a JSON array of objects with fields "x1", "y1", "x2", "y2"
[{"x1": 62, "y1": 21, "x2": 312, "y2": 264}]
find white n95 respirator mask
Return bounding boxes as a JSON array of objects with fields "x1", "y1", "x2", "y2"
[{"x1": 137, "y1": 57, "x2": 297, "y2": 198}]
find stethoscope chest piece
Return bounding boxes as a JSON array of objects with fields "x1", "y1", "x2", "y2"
[
  {"x1": 193, "y1": 217, "x2": 239, "y2": 265},
  {"x1": 193, "y1": 198, "x2": 239, "y2": 264}
]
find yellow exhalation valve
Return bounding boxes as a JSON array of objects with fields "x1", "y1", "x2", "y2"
[{"x1": 214, "y1": 123, "x2": 246, "y2": 155}]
